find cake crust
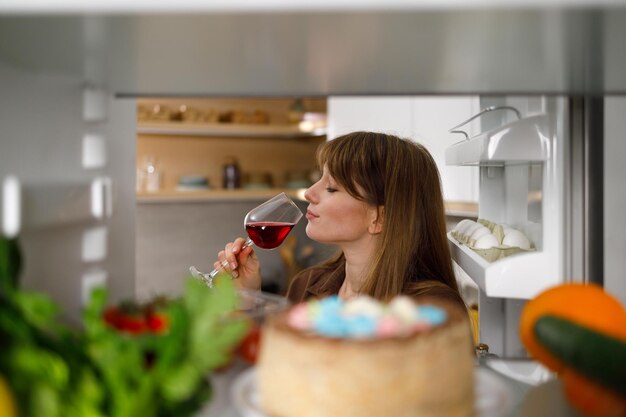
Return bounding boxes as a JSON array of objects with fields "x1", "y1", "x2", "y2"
[{"x1": 257, "y1": 296, "x2": 476, "y2": 417}]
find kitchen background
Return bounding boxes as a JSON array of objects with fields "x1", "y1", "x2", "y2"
[
  {"x1": 135, "y1": 97, "x2": 330, "y2": 298},
  {"x1": 134, "y1": 95, "x2": 481, "y2": 301}
]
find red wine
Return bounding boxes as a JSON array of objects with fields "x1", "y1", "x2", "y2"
[{"x1": 245, "y1": 222, "x2": 295, "y2": 249}]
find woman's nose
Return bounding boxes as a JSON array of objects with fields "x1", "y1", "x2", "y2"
[{"x1": 304, "y1": 183, "x2": 317, "y2": 203}]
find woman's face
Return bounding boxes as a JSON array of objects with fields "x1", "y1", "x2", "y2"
[{"x1": 303, "y1": 166, "x2": 381, "y2": 246}]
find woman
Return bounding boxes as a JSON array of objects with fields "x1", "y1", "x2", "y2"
[{"x1": 214, "y1": 131, "x2": 465, "y2": 309}]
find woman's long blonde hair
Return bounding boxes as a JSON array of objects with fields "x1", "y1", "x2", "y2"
[{"x1": 317, "y1": 131, "x2": 458, "y2": 300}]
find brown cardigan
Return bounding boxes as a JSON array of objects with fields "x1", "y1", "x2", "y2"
[{"x1": 286, "y1": 260, "x2": 468, "y2": 312}]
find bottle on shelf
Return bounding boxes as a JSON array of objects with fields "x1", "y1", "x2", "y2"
[
  {"x1": 138, "y1": 155, "x2": 161, "y2": 193},
  {"x1": 222, "y1": 156, "x2": 241, "y2": 189}
]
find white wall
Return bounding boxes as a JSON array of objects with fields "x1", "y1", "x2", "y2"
[
  {"x1": 410, "y1": 97, "x2": 481, "y2": 203},
  {"x1": 328, "y1": 97, "x2": 414, "y2": 139},
  {"x1": 327, "y1": 96, "x2": 480, "y2": 203},
  {"x1": 0, "y1": 61, "x2": 136, "y2": 323},
  {"x1": 605, "y1": 97, "x2": 626, "y2": 306}
]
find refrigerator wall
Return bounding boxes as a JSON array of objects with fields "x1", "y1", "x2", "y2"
[
  {"x1": 0, "y1": 61, "x2": 136, "y2": 323},
  {"x1": 605, "y1": 97, "x2": 626, "y2": 306}
]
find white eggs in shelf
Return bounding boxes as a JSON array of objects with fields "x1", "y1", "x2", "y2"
[
  {"x1": 454, "y1": 219, "x2": 474, "y2": 233},
  {"x1": 455, "y1": 219, "x2": 475, "y2": 235},
  {"x1": 502, "y1": 229, "x2": 531, "y2": 250},
  {"x1": 470, "y1": 225, "x2": 491, "y2": 241},
  {"x1": 464, "y1": 222, "x2": 483, "y2": 238},
  {"x1": 474, "y1": 233, "x2": 500, "y2": 249},
  {"x1": 458, "y1": 218, "x2": 535, "y2": 262}
]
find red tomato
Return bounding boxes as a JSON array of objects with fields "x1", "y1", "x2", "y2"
[
  {"x1": 103, "y1": 303, "x2": 170, "y2": 335},
  {"x1": 103, "y1": 306, "x2": 122, "y2": 328},
  {"x1": 237, "y1": 326, "x2": 262, "y2": 364},
  {"x1": 146, "y1": 313, "x2": 169, "y2": 333},
  {"x1": 103, "y1": 306, "x2": 148, "y2": 334},
  {"x1": 118, "y1": 314, "x2": 147, "y2": 334}
]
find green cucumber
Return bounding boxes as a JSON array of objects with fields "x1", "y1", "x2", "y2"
[{"x1": 534, "y1": 314, "x2": 626, "y2": 395}]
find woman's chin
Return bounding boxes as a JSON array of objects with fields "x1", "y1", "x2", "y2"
[{"x1": 305, "y1": 225, "x2": 324, "y2": 243}]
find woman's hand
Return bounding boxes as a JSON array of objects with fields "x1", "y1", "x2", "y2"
[{"x1": 215, "y1": 237, "x2": 261, "y2": 290}]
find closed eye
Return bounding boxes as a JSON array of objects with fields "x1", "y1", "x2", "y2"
[{"x1": 325, "y1": 187, "x2": 338, "y2": 193}]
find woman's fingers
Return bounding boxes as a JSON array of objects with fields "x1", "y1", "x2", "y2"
[
  {"x1": 237, "y1": 244, "x2": 254, "y2": 264},
  {"x1": 214, "y1": 250, "x2": 223, "y2": 270},
  {"x1": 231, "y1": 237, "x2": 248, "y2": 255},
  {"x1": 224, "y1": 242, "x2": 237, "y2": 269},
  {"x1": 214, "y1": 247, "x2": 236, "y2": 277},
  {"x1": 212, "y1": 237, "x2": 255, "y2": 280}
]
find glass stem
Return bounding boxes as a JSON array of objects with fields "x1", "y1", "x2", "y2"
[{"x1": 190, "y1": 237, "x2": 255, "y2": 288}]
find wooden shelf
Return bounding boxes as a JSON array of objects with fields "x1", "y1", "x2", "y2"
[
  {"x1": 136, "y1": 188, "x2": 308, "y2": 204},
  {"x1": 137, "y1": 122, "x2": 327, "y2": 138},
  {"x1": 444, "y1": 201, "x2": 478, "y2": 217}
]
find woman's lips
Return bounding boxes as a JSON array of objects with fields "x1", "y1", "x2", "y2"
[{"x1": 305, "y1": 210, "x2": 318, "y2": 221}]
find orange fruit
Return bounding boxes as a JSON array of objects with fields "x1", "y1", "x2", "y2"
[
  {"x1": 519, "y1": 283, "x2": 626, "y2": 373},
  {"x1": 562, "y1": 369, "x2": 626, "y2": 417}
]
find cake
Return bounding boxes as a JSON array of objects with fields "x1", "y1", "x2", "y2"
[{"x1": 257, "y1": 295, "x2": 475, "y2": 417}]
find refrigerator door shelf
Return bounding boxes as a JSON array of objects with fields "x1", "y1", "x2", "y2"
[
  {"x1": 1, "y1": 176, "x2": 113, "y2": 237},
  {"x1": 445, "y1": 114, "x2": 550, "y2": 166},
  {"x1": 485, "y1": 358, "x2": 554, "y2": 387},
  {"x1": 448, "y1": 233, "x2": 560, "y2": 300}
]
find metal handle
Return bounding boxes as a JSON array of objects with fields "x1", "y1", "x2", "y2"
[{"x1": 449, "y1": 106, "x2": 522, "y2": 140}]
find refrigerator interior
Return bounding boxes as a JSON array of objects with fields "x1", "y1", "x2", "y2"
[{"x1": 1, "y1": 9, "x2": 626, "y2": 336}]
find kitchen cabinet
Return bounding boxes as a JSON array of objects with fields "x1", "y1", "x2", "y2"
[
  {"x1": 136, "y1": 98, "x2": 326, "y2": 196},
  {"x1": 328, "y1": 97, "x2": 414, "y2": 138},
  {"x1": 327, "y1": 96, "x2": 481, "y2": 205}
]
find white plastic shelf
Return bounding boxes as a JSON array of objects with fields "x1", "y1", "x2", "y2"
[
  {"x1": 448, "y1": 232, "x2": 560, "y2": 300},
  {"x1": 445, "y1": 114, "x2": 550, "y2": 166}
]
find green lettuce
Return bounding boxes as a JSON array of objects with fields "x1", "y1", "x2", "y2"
[{"x1": 0, "y1": 237, "x2": 248, "y2": 417}]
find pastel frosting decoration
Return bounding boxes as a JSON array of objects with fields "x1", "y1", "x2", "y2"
[{"x1": 287, "y1": 295, "x2": 447, "y2": 339}]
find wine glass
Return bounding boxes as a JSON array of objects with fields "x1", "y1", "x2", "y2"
[{"x1": 189, "y1": 192, "x2": 303, "y2": 287}]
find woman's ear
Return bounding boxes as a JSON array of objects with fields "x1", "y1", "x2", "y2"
[{"x1": 368, "y1": 206, "x2": 384, "y2": 235}]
